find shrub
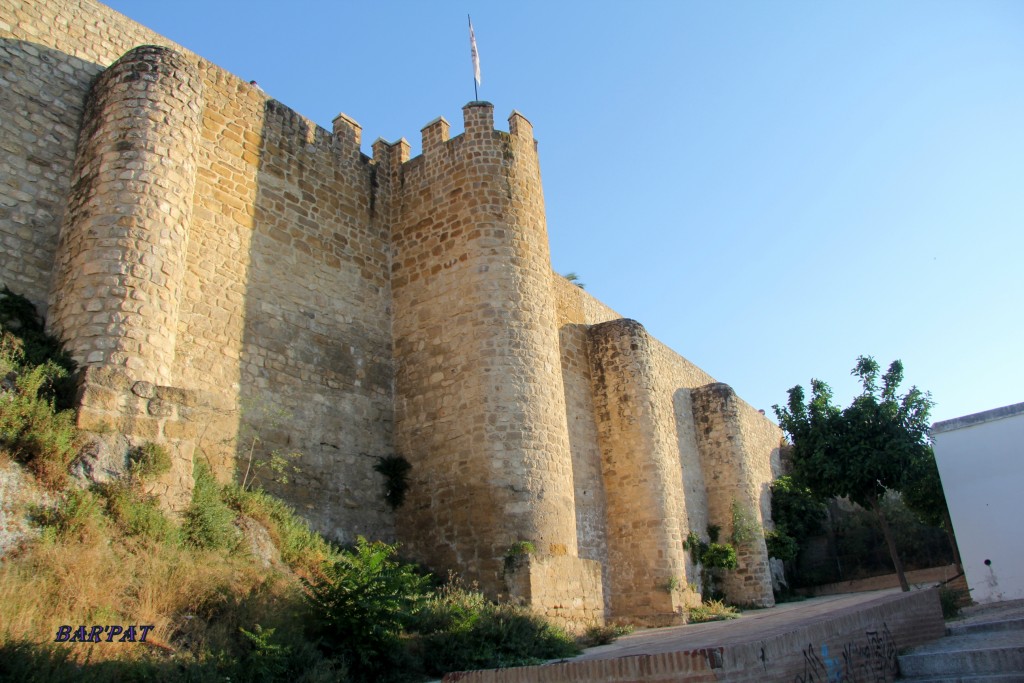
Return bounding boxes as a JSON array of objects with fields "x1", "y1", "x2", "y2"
[
  {"x1": 411, "y1": 580, "x2": 579, "y2": 675},
  {"x1": 578, "y1": 623, "x2": 633, "y2": 648},
  {"x1": 222, "y1": 483, "x2": 335, "y2": 574},
  {"x1": 939, "y1": 586, "x2": 967, "y2": 620},
  {"x1": 688, "y1": 599, "x2": 739, "y2": 623},
  {"x1": 0, "y1": 287, "x2": 77, "y2": 409},
  {"x1": 0, "y1": 362, "x2": 80, "y2": 488},
  {"x1": 102, "y1": 482, "x2": 179, "y2": 546},
  {"x1": 128, "y1": 442, "x2": 172, "y2": 481},
  {"x1": 769, "y1": 475, "x2": 827, "y2": 565},
  {"x1": 765, "y1": 529, "x2": 799, "y2": 563},
  {"x1": 0, "y1": 640, "x2": 82, "y2": 683},
  {"x1": 684, "y1": 531, "x2": 738, "y2": 600},
  {"x1": 34, "y1": 488, "x2": 106, "y2": 543},
  {"x1": 303, "y1": 537, "x2": 429, "y2": 681},
  {"x1": 702, "y1": 542, "x2": 739, "y2": 570},
  {"x1": 237, "y1": 624, "x2": 292, "y2": 682},
  {"x1": 181, "y1": 460, "x2": 238, "y2": 550}
]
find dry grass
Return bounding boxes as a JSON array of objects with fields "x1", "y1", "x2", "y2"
[
  {"x1": 687, "y1": 599, "x2": 740, "y2": 623},
  {"x1": 0, "y1": 527, "x2": 304, "y2": 665}
]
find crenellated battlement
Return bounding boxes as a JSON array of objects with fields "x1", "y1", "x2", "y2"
[
  {"x1": 331, "y1": 112, "x2": 362, "y2": 161},
  {"x1": 373, "y1": 102, "x2": 537, "y2": 174}
]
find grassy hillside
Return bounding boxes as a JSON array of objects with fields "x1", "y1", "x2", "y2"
[{"x1": 0, "y1": 288, "x2": 585, "y2": 682}]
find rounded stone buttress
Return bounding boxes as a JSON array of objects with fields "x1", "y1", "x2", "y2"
[{"x1": 48, "y1": 45, "x2": 204, "y2": 385}]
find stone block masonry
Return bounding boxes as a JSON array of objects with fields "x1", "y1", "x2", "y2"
[
  {"x1": 588, "y1": 319, "x2": 692, "y2": 624},
  {"x1": 391, "y1": 103, "x2": 599, "y2": 620},
  {"x1": 49, "y1": 45, "x2": 203, "y2": 386},
  {"x1": 1, "y1": 0, "x2": 783, "y2": 626}
]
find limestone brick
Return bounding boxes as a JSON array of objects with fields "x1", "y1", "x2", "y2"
[
  {"x1": 48, "y1": 45, "x2": 203, "y2": 386},
  {"x1": 391, "y1": 103, "x2": 588, "y2": 607},
  {"x1": 588, "y1": 319, "x2": 691, "y2": 624},
  {"x1": 554, "y1": 276, "x2": 618, "y2": 615},
  {"x1": 691, "y1": 383, "x2": 777, "y2": 607}
]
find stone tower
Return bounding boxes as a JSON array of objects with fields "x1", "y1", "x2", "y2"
[
  {"x1": 388, "y1": 103, "x2": 603, "y2": 622},
  {"x1": 49, "y1": 45, "x2": 203, "y2": 386}
]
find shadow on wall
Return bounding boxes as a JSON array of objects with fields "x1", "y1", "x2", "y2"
[
  {"x1": 239, "y1": 98, "x2": 395, "y2": 544},
  {"x1": 558, "y1": 320, "x2": 611, "y2": 615},
  {"x1": 0, "y1": 38, "x2": 106, "y2": 316},
  {"x1": 673, "y1": 388, "x2": 708, "y2": 553}
]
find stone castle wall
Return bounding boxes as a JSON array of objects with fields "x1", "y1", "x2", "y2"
[
  {"x1": 553, "y1": 276, "x2": 620, "y2": 615},
  {"x1": 2, "y1": 0, "x2": 394, "y2": 541},
  {"x1": 1, "y1": 0, "x2": 181, "y2": 315},
  {"x1": 1, "y1": 0, "x2": 783, "y2": 624},
  {"x1": 553, "y1": 277, "x2": 782, "y2": 615}
]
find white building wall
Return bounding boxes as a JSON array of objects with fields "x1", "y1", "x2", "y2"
[{"x1": 932, "y1": 403, "x2": 1024, "y2": 604}]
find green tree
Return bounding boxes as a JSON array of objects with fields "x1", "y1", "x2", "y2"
[
  {"x1": 773, "y1": 356, "x2": 934, "y2": 592},
  {"x1": 901, "y1": 450, "x2": 962, "y2": 572},
  {"x1": 767, "y1": 475, "x2": 827, "y2": 567}
]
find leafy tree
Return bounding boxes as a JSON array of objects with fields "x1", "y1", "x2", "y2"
[
  {"x1": 901, "y1": 450, "x2": 962, "y2": 572},
  {"x1": 767, "y1": 475, "x2": 827, "y2": 567},
  {"x1": 773, "y1": 356, "x2": 934, "y2": 592}
]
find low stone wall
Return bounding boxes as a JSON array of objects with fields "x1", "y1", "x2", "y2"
[
  {"x1": 75, "y1": 365, "x2": 236, "y2": 514},
  {"x1": 443, "y1": 588, "x2": 945, "y2": 682},
  {"x1": 796, "y1": 564, "x2": 964, "y2": 598}
]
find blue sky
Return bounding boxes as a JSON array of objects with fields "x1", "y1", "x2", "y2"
[{"x1": 103, "y1": 1, "x2": 1024, "y2": 424}]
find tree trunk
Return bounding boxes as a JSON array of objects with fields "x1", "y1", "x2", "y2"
[
  {"x1": 943, "y1": 507, "x2": 963, "y2": 574},
  {"x1": 873, "y1": 496, "x2": 910, "y2": 592}
]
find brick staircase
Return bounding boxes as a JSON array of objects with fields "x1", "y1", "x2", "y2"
[{"x1": 899, "y1": 601, "x2": 1024, "y2": 682}]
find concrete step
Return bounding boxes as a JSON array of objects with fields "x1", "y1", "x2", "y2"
[
  {"x1": 948, "y1": 617, "x2": 1024, "y2": 637},
  {"x1": 899, "y1": 676, "x2": 1024, "y2": 683},
  {"x1": 898, "y1": 631, "x2": 1024, "y2": 679}
]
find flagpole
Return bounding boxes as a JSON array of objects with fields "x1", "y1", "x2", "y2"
[{"x1": 469, "y1": 14, "x2": 479, "y2": 101}]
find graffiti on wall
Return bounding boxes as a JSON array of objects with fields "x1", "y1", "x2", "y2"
[{"x1": 795, "y1": 622, "x2": 898, "y2": 683}]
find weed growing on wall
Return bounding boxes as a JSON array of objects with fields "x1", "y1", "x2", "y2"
[
  {"x1": 127, "y1": 442, "x2": 171, "y2": 481},
  {"x1": 233, "y1": 398, "x2": 304, "y2": 493},
  {"x1": 684, "y1": 529, "x2": 738, "y2": 601},
  {"x1": 503, "y1": 539, "x2": 536, "y2": 573},
  {"x1": 181, "y1": 460, "x2": 238, "y2": 551},
  {"x1": 373, "y1": 454, "x2": 412, "y2": 509},
  {"x1": 730, "y1": 500, "x2": 760, "y2": 546}
]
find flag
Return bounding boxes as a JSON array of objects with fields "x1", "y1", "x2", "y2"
[{"x1": 469, "y1": 16, "x2": 481, "y2": 88}]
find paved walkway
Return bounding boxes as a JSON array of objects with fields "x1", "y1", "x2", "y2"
[
  {"x1": 442, "y1": 588, "x2": 945, "y2": 681},
  {"x1": 571, "y1": 588, "x2": 914, "y2": 662}
]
